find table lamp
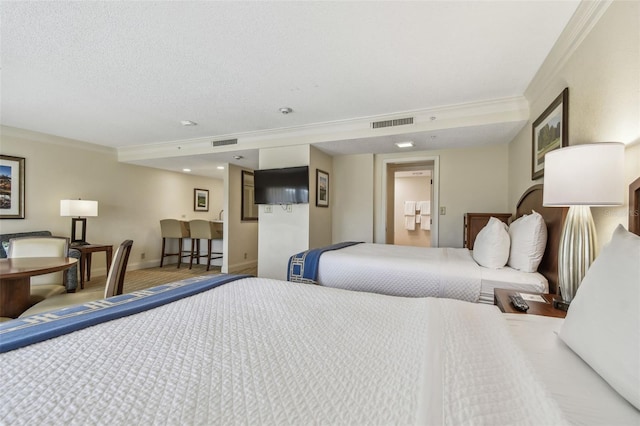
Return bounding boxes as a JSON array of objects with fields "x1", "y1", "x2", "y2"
[
  {"x1": 543, "y1": 142, "x2": 625, "y2": 309},
  {"x1": 60, "y1": 199, "x2": 98, "y2": 245}
]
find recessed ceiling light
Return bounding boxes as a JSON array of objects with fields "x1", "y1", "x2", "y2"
[
  {"x1": 182, "y1": 168, "x2": 191, "y2": 172},
  {"x1": 394, "y1": 141, "x2": 414, "y2": 148},
  {"x1": 217, "y1": 166, "x2": 225, "y2": 170},
  {"x1": 180, "y1": 120, "x2": 198, "y2": 126},
  {"x1": 279, "y1": 107, "x2": 293, "y2": 115},
  {"x1": 233, "y1": 155, "x2": 244, "y2": 160}
]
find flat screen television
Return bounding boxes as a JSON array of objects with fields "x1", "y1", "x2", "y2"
[{"x1": 254, "y1": 166, "x2": 309, "y2": 205}]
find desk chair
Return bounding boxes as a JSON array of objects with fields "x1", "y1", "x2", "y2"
[
  {"x1": 8, "y1": 236, "x2": 70, "y2": 303},
  {"x1": 188, "y1": 220, "x2": 223, "y2": 271},
  {"x1": 160, "y1": 219, "x2": 191, "y2": 268},
  {"x1": 19, "y1": 240, "x2": 133, "y2": 317}
]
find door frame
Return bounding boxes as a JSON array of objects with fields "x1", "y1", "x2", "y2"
[{"x1": 381, "y1": 156, "x2": 440, "y2": 247}]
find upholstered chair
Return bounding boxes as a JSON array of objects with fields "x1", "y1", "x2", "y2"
[
  {"x1": 8, "y1": 236, "x2": 70, "y2": 303},
  {"x1": 160, "y1": 219, "x2": 191, "y2": 268},
  {"x1": 188, "y1": 220, "x2": 223, "y2": 271},
  {"x1": 19, "y1": 240, "x2": 133, "y2": 317},
  {"x1": 0, "y1": 230, "x2": 79, "y2": 292}
]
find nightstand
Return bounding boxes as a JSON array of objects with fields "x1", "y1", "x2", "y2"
[{"x1": 494, "y1": 288, "x2": 567, "y2": 318}]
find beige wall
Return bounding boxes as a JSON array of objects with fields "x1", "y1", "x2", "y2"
[
  {"x1": 374, "y1": 144, "x2": 510, "y2": 248},
  {"x1": 309, "y1": 146, "x2": 333, "y2": 249},
  {"x1": 225, "y1": 164, "x2": 258, "y2": 273},
  {"x1": 508, "y1": 0, "x2": 640, "y2": 250},
  {"x1": 332, "y1": 154, "x2": 374, "y2": 243},
  {"x1": 0, "y1": 126, "x2": 224, "y2": 276}
]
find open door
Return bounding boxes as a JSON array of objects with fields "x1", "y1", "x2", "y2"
[{"x1": 384, "y1": 158, "x2": 439, "y2": 247}]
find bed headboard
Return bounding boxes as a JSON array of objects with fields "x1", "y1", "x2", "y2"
[
  {"x1": 630, "y1": 177, "x2": 640, "y2": 236},
  {"x1": 515, "y1": 184, "x2": 567, "y2": 295}
]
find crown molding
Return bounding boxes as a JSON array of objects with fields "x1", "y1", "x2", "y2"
[
  {"x1": 525, "y1": 0, "x2": 613, "y2": 104},
  {"x1": 1, "y1": 125, "x2": 115, "y2": 155},
  {"x1": 117, "y1": 96, "x2": 528, "y2": 162}
]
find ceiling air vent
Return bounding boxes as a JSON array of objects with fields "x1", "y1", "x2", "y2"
[
  {"x1": 371, "y1": 117, "x2": 414, "y2": 129},
  {"x1": 212, "y1": 139, "x2": 238, "y2": 147}
]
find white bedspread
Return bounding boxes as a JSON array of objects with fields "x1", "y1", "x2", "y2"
[
  {"x1": 318, "y1": 243, "x2": 482, "y2": 302},
  {"x1": 0, "y1": 278, "x2": 566, "y2": 425},
  {"x1": 505, "y1": 314, "x2": 640, "y2": 425}
]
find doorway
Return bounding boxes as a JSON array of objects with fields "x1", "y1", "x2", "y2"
[
  {"x1": 383, "y1": 157, "x2": 439, "y2": 247},
  {"x1": 393, "y1": 169, "x2": 432, "y2": 247}
]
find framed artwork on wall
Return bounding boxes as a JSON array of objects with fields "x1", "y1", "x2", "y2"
[
  {"x1": 531, "y1": 87, "x2": 569, "y2": 180},
  {"x1": 241, "y1": 170, "x2": 258, "y2": 221},
  {"x1": 194, "y1": 188, "x2": 209, "y2": 212},
  {"x1": 0, "y1": 155, "x2": 25, "y2": 219},
  {"x1": 316, "y1": 169, "x2": 329, "y2": 207}
]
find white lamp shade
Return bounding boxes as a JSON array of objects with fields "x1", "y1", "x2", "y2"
[
  {"x1": 60, "y1": 199, "x2": 98, "y2": 217},
  {"x1": 543, "y1": 143, "x2": 625, "y2": 206}
]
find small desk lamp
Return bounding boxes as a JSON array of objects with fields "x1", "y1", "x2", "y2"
[
  {"x1": 60, "y1": 199, "x2": 98, "y2": 245},
  {"x1": 543, "y1": 142, "x2": 625, "y2": 309}
]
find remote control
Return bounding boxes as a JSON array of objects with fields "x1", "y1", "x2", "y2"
[{"x1": 509, "y1": 294, "x2": 529, "y2": 312}]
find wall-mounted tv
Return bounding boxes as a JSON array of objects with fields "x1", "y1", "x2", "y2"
[{"x1": 254, "y1": 166, "x2": 309, "y2": 205}]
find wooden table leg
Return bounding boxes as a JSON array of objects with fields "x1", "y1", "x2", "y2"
[
  {"x1": 86, "y1": 253, "x2": 93, "y2": 281},
  {"x1": 79, "y1": 253, "x2": 86, "y2": 289},
  {"x1": 105, "y1": 247, "x2": 113, "y2": 274},
  {"x1": 0, "y1": 277, "x2": 31, "y2": 318}
]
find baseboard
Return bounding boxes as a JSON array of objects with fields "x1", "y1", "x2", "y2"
[
  {"x1": 111, "y1": 258, "x2": 254, "y2": 274},
  {"x1": 227, "y1": 260, "x2": 258, "y2": 274},
  {"x1": 129, "y1": 259, "x2": 162, "y2": 271}
]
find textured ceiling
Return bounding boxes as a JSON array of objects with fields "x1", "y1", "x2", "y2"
[{"x1": 1, "y1": 1, "x2": 581, "y2": 177}]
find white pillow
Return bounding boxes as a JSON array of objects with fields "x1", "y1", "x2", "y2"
[
  {"x1": 558, "y1": 225, "x2": 640, "y2": 410},
  {"x1": 472, "y1": 217, "x2": 510, "y2": 269},
  {"x1": 507, "y1": 211, "x2": 547, "y2": 272}
]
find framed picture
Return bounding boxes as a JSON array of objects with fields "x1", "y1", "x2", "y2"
[
  {"x1": 531, "y1": 88, "x2": 569, "y2": 180},
  {"x1": 0, "y1": 155, "x2": 25, "y2": 219},
  {"x1": 316, "y1": 169, "x2": 329, "y2": 207},
  {"x1": 241, "y1": 170, "x2": 258, "y2": 221},
  {"x1": 194, "y1": 188, "x2": 209, "y2": 212}
]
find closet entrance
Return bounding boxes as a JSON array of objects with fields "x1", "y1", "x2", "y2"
[{"x1": 384, "y1": 158, "x2": 439, "y2": 247}]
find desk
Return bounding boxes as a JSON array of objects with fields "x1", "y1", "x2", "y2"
[
  {"x1": 0, "y1": 257, "x2": 77, "y2": 318},
  {"x1": 71, "y1": 244, "x2": 113, "y2": 289}
]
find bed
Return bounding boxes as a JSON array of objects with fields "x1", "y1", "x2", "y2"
[
  {"x1": 0, "y1": 274, "x2": 564, "y2": 424},
  {"x1": 2, "y1": 233, "x2": 638, "y2": 426},
  {"x1": 289, "y1": 184, "x2": 565, "y2": 303}
]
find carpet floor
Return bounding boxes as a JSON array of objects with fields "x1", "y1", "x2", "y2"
[{"x1": 82, "y1": 263, "x2": 257, "y2": 294}]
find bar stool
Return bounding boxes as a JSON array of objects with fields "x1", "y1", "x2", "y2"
[
  {"x1": 160, "y1": 219, "x2": 191, "y2": 268},
  {"x1": 188, "y1": 220, "x2": 223, "y2": 271}
]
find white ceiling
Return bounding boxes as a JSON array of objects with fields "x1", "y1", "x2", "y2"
[{"x1": 1, "y1": 1, "x2": 581, "y2": 178}]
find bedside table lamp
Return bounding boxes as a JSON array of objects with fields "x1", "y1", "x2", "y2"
[
  {"x1": 543, "y1": 143, "x2": 625, "y2": 309},
  {"x1": 60, "y1": 199, "x2": 98, "y2": 245}
]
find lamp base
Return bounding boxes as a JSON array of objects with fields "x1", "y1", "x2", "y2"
[
  {"x1": 70, "y1": 217, "x2": 87, "y2": 244},
  {"x1": 557, "y1": 205, "x2": 597, "y2": 303},
  {"x1": 552, "y1": 297, "x2": 571, "y2": 311}
]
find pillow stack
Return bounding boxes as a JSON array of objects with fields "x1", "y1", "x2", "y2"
[{"x1": 472, "y1": 211, "x2": 547, "y2": 271}]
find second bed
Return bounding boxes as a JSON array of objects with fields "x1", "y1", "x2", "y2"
[{"x1": 289, "y1": 185, "x2": 564, "y2": 303}]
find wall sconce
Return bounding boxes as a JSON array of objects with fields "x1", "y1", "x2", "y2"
[
  {"x1": 60, "y1": 199, "x2": 98, "y2": 245},
  {"x1": 543, "y1": 142, "x2": 625, "y2": 309}
]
